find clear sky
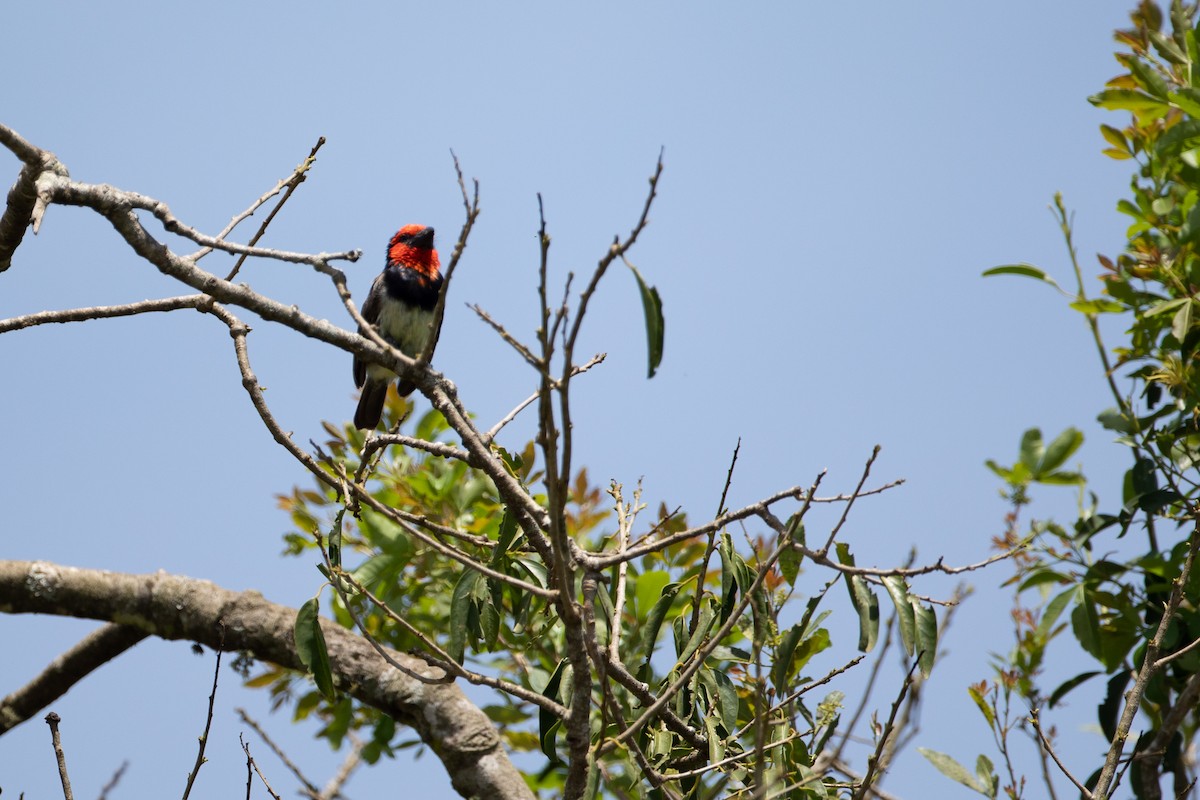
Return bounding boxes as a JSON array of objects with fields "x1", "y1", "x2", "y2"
[{"x1": 1, "y1": 2, "x2": 1145, "y2": 797}]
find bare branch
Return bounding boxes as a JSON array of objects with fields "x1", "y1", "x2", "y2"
[
  {"x1": 1, "y1": 561, "x2": 535, "y2": 800},
  {"x1": 96, "y1": 760, "x2": 129, "y2": 800},
  {"x1": 44, "y1": 712, "x2": 74, "y2": 800},
  {"x1": 237, "y1": 709, "x2": 322, "y2": 799},
  {"x1": 0, "y1": 624, "x2": 147, "y2": 733},
  {"x1": 240, "y1": 736, "x2": 284, "y2": 800},
  {"x1": 181, "y1": 635, "x2": 224, "y2": 800},
  {"x1": 818, "y1": 445, "x2": 881, "y2": 556},
  {"x1": 220, "y1": 136, "x2": 327, "y2": 279},
  {"x1": 421, "y1": 150, "x2": 479, "y2": 365},
  {"x1": 1030, "y1": 707, "x2": 1089, "y2": 797}
]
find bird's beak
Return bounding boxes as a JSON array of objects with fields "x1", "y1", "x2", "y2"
[{"x1": 412, "y1": 227, "x2": 435, "y2": 248}]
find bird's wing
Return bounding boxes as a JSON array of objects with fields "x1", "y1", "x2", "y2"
[{"x1": 353, "y1": 273, "x2": 386, "y2": 389}]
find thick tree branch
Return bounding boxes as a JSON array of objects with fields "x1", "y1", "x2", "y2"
[
  {"x1": 0, "y1": 623, "x2": 148, "y2": 733},
  {"x1": 0, "y1": 560, "x2": 534, "y2": 800}
]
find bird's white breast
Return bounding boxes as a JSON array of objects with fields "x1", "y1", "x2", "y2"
[{"x1": 367, "y1": 303, "x2": 435, "y2": 382}]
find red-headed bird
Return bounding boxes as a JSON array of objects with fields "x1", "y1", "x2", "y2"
[{"x1": 353, "y1": 224, "x2": 443, "y2": 430}]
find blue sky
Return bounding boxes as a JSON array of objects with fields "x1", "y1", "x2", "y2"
[{"x1": 2, "y1": 2, "x2": 1146, "y2": 797}]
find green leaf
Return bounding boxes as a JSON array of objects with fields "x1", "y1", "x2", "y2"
[
  {"x1": 1019, "y1": 428, "x2": 1043, "y2": 472},
  {"x1": 295, "y1": 597, "x2": 336, "y2": 702},
  {"x1": 677, "y1": 597, "x2": 716, "y2": 665},
  {"x1": 779, "y1": 544, "x2": 802, "y2": 586},
  {"x1": 1157, "y1": 118, "x2": 1200, "y2": 157},
  {"x1": 1099, "y1": 124, "x2": 1130, "y2": 153},
  {"x1": 638, "y1": 581, "x2": 684, "y2": 679},
  {"x1": 1099, "y1": 672, "x2": 1131, "y2": 741},
  {"x1": 449, "y1": 569, "x2": 483, "y2": 663},
  {"x1": 1036, "y1": 470, "x2": 1086, "y2": 486},
  {"x1": 1037, "y1": 587, "x2": 1076, "y2": 641},
  {"x1": 913, "y1": 601, "x2": 937, "y2": 677},
  {"x1": 772, "y1": 623, "x2": 805, "y2": 693},
  {"x1": 918, "y1": 748, "x2": 989, "y2": 794},
  {"x1": 1174, "y1": 301, "x2": 1193, "y2": 343},
  {"x1": 975, "y1": 754, "x2": 998, "y2": 798},
  {"x1": 628, "y1": 261, "x2": 664, "y2": 378},
  {"x1": 882, "y1": 575, "x2": 916, "y2": 656},
  {"x1": 539, "y1": 659, "x2": 567, "y2": 763},
  {"x1": 1069, "y1": 298, "x2": 1126, "y2": 314},
  {"x1": 634, "y1": 570, "x2": 671, "y2": 618},
  {"x1": 1048, "y1": 670, "x2": 1101, "y2": 709},
  {"x1": 1097, "y1": 407, "x2": 1136, "y2": 434},
  {"x1": 967, "y1": 683, "x2": 995, "y2": 730},
  {"x1": 845, "y1": 573, "x2": 879, "y2": 653},
  {"x1": 1170, "y1": 86, "x2": 1200, "y2": 116},
  {"x1": 1152, "y1": 30, "x2": 1190, "y2": 64},
  {"x1": 1120, "y1": 53, "x2": 1170, "y2": 100},
  {"x1": 1088, "y1": 88, "x2": 1170, "y2": 116},
  {"x1": 1039, "y1": 428, "x2": 1082, "y2": 473},
  {"x1": 713, "y1": 669, "x2": 738, "y2": 734},
  {"x1": 981, "y1": 264, "x2": 1061, "y2": 289},
  {"x1": 1071, "y1": 598, "x2": 1103, "y2": 664}
]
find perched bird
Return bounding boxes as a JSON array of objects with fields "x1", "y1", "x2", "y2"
[{"x1": 353, "y1": 224, "x2": 443, "y2": 430}]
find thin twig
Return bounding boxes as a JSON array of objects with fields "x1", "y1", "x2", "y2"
[
  {"x1": 851, "y1": 657, "x2": 921, "y2": 800},
  {"x1": 1030, "y1": 707, "x2": 1088, "y2": 797},
  {"x1": 44, "y1": 712, "x2": 74, "y2": 800},
  {"x1": 240, "y1": 735, "x2": 284, "y2": 800},
  {"x1": 819, "y1": 446, "x2": 881, "y2": 556},
  {"x1": 221, "y1": 137, "x2": 326, "y2": 279},
  {"x1": 237, "y1": 708, "x2": 323, "y2": 798},
  {"x1": 96, "y1": 760, "x2": 129, "y2": 800},
  {"x1": 181, "y1": 627, "x2": 225, "y2": 800},
  {"x1": 690, "y1": 439, "x2": 741, "y2": 637}
]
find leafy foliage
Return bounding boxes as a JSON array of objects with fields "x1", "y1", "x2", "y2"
[
  {"x1": 932, "y1": 3, "x2": 1200, "y2": 797},
  {"x1": 258, "y1": 382, "x2": 943, "y2": 798}
]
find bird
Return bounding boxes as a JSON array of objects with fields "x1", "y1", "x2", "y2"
[{"x1": 353, "y1": 224, "x2": 443, "y2": 430}]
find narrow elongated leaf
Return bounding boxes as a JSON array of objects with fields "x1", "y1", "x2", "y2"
[
  {"x1": 1036, "y1": 587, "x2": 1076, "y2": 640},
  {"x1": 628, "y1": 261, "x2": 664, "y2": 378},
  {"x1": 638, "y1": 581, "x2": 683, "y2": 679},
  {"x1": 1099, "y1": 123, "x2": 1129, "y2": 152},
  {"x1": 846, "y1": 574, "x2": 879, "y2": 653},
  {"x1": 539, "y1": 659, "x2": 567, "y2": 763},
  {"x1": 779, "y1": 544, "x2": 802, "y2": 586},
  {"x1": 1157, "y1": 117, "x2": 1200, "y2": 157},
  {"x1": 1087, "y1": 88, "x2": 1169, "y2": 115},
  {"x1": 1170, "y1": 86, "x2": 1200, "y2": 115},
  {"x1": 1039, "y1": 428, "x2": 1083, "y2": 474},
  {"x1": 882, "y1": 575, "x2": 916, "y2": 656},
  {"x1": 917, "y1": 748, "x2": 987, "y2": 793},
  {"x1": 967, "y1": 683, "x2": 995, "y2": 730},
  {"x1": 295, "y1": 598, "x2": 335, "y2": 701},
  {"x1": 913, "y1": 601, "x2": 937, "y2": 677},
  {"x1": 1174, "y1": 301, "x2": 1193, "y2": 343},
  {"x1": 1120, "y1": 53, "x2": 1170, "y2": 99},
  {"x1": 1048, "y1": 670, "x2": 1101, "y2": 709},
  {"x1": 975, "y1": 754, "x2": 998, "y2": 797},
  {"x1": 772, "y1": 623, "x2": 805, "y2": 693},
  {"x1": 713, "y1": 669, "x2": 738, "y2": 734},
  {"x1": 981, "y1": 264, "x2": 1061, "y2": 289},
  {"x1": 449, "y1": 569, "x2": 482, "y2": 663},
  {"x1": 1019, "y1": 428, "x2": 1044, "y2": 472},
  {"x1": 1069, "y1": 298, "x2": 1126, "y2": 314},
  {"x1": 1097, "y1": 407, "x2": 1135, "y2": 434},
  {"x1": 678, "y1": 598, "x2": 716, "y2": 665}
]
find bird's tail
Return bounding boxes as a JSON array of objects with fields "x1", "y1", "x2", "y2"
[{"x1": 354, "y1": 381, "x2": 388, "y2": 430}]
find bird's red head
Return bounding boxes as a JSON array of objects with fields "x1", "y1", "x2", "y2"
[{"x1": 387, "y1": 224, "x2": 440, "y2": 278}]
